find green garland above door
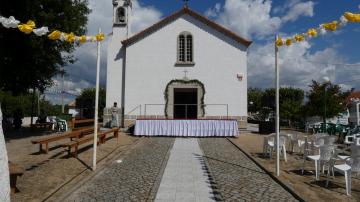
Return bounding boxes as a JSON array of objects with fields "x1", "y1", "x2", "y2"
[{"x1": 164, "y1": 79, "x2": 206, "y2": 118}]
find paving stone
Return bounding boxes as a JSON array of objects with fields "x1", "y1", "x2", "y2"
[
  {"x1": 65, "y1": 137, "x2": 174, "y2": 202},
  {"x1": 198, "y1": 138, "x2": 299, "y2": 202}
]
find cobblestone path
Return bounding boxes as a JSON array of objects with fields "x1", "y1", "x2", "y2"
[
  {"x1": 66, "y1": 137, "x2": 174, "y2": 202},
  {"x1": 199, "y1": 138, "x2": 299, "y2": 202}
]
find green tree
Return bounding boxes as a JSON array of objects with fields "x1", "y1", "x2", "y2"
[
  {"x1": 305, "y1": 80, "x2": 347, "y2": 123},
  {"x1": 0, "y1": 90, "x2": 63, "y2": 118},
  {"x1": 248, "y1": 88, "x2": 263, "y2": 113},
  {"x1": 0, "y1": 0, "x2": 90, "y2": 94},
  {"x1": 260, "y1": 87, "x2": 304, "y2": 125},
  {"x1": 75, "y1": 88, "x2": 106, "y2": 119}
]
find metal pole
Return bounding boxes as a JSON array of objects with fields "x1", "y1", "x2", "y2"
[
  {"x1": 37, "y1": 90, "x2": 40, "y2": 116},
  {"x1": 324, "y1": 85, "x2": 327, "y2": 133},
  {"x1": 92, "y1": 28, "x2": 101, "y2": 171},
  {"x1": 144, "y1": 104, "x2": 147, "y2": 118},
  {"x1": 61, "y1": 70, "x2": 65, "y2": 114},
  {"x1": 275, "y1": 35, "x2": 280, "y2": 176},
  {"x1": 185, "y1": 105, "x2": 188, "y2": 119},
  {"x1": 226, "y1": 104, "x2": 229, "y2": 119},
  {"x1": 30, "y1": 87, "x2": 36, "y2": 125},
  {"x1": 139, "y1": 105, "x2": 142, "y2": 118}
]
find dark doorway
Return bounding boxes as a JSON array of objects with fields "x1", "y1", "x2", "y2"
[{"x1": 173, "y1": 88, "x2": 198, "y2": 119}]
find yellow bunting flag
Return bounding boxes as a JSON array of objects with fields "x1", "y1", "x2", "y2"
[
  {"x1": 275, "y1": 37, "x2": 283, "y2": 47},
  {"x1": 285, "y1": 38, "x2": 292, "y2": 46},
  {"x1": 79, "y1": 35, "x2": 87, "y2": 43},
  {"x1": 344, "y1": 12, "x2": 360, "y2": 22},
  {"x1": 294, "y1": 34, "x2": 304, "y2": 42},
  {"x1": 1, "y1": 15, "x2": 107, "y2": 44},
  {"x1": 48, "y1": 30, "x2": 62, "y2": 40},
  {"x1": 18, "y1": 20, "x2": 36, "y2": 34},
  {"x1": 65, "y1": 32, "x2": 75, "y2": 43},
  {"x1": 95, "y1": 33, "x2": 105, "y2": 41},
  {"x1": 322, "y1": 21, "x2": 338, "y2": 31},
  {"x1": 307, "y1": 28, "x2": 317, "y2": 37}
]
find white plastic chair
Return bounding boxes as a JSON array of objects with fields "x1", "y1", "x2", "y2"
[
  {"x1": 303, "y1": 145, "x2": 335, "y2": 180},
  {"x1": 55, "y1": 118, "x2": 68, "y2": 132},
  {"x1": 323, "y1": 136, "x2": 336, "y2": 145},
  {"x1": 263, "y1": 134, "x2": 287, "y2": 162},
  {"x1": 357, "y1": 138, "x2": 360, "y2": 146},
  {"x1": 345, "y1": 134, "x2": 360, "y2": 145},
  {"x1": 287, "y1": 133, "x2": 299, "y2": 152},
  {"x1": 327, "y1": 145, "x2": 360, "y2": 196}
]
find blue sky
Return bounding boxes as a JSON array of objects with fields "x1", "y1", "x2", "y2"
[{"x1": 47, "y1": 0, "x2": 360, "y2": 104}]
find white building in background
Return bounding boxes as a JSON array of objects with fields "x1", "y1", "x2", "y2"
[{"x1": 105, "y1": 0, "x2": 251, "y2": 127}]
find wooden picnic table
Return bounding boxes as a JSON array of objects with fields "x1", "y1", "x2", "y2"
[{"x1": 30, "y1": 122, "x2": 54, "y2": 130}]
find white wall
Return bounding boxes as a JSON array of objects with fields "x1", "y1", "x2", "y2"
[
  {"x1": 106, "y1": 1, "x2": 132, "y2": 108},
  {"x1": 123, "y1": 14, "x2": 248, "y2": 117},
  {"x1": 106, "y1": 30, "x2": 125, "y2": 108}
]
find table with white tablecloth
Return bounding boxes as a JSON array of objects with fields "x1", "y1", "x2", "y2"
[{"x1": 134, "y1": 119, "x2": 239, "y2": 137}]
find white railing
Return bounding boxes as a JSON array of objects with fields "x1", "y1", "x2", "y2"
[
  {"x1": 125, "y1": 105, "x2": 142, "y2": 117},
  {"x1": 144, "y1": 104, "x2": 229, "y2": 119}
]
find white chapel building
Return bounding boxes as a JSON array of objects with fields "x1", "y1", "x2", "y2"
[{"x1": 105, "y1": 0, "x2": 252, "y2": 128}]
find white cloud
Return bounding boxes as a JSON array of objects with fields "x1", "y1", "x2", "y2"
[
  {"x1": 206, "y1": 0, "x2": 282, "y2": 40},
  {"x1": 205, "y1": 0, "x2": 358, "y2": 91},
  {"x1": 205, "y1": 3, "x2": 221, "y2": 18},
  {"x1": 206, "y1": 0, "x2": 315, "y2": 40},
  {"x1": 281, "y1": 1, "x2": 315, "y2": 22},
  {"x1": 131, "y1": 1, "x2": 162, "y2": 33},
  {"x1": 248, "y1": 41, "x2": 345, "y2": 90}
]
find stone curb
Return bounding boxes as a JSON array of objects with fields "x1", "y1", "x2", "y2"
[{"x1": 226, "y1": 137, "x2": 305, "y2": 202}]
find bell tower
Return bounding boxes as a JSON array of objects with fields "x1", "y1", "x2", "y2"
[
  {"x1": 105, "y1": 0, "x2": 132, "y2": 127},
  {"x1": 112, "y1": 0, "x2": 132, "y2": 37}
]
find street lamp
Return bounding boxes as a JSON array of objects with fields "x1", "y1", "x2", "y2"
[{"x1": 323, "y1": 76, "x2": 330, "y2": 133}]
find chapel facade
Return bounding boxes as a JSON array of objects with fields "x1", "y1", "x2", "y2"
[{"x1": 104, "y1": 0, "x2": 252, "y2": 128}]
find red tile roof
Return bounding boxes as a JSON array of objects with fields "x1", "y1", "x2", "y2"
[
  {"x1": 122, "y1": 7, "x2": 252, "y2": 47},
  {"x1": 347, "y1": 91, "x2": 360, "y2": 103}
]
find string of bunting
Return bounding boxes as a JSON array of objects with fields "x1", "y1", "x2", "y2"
[
  {"x1": 0, "y1": 15, "x2": 105, "y2": 44},
  {"x1": 276, "y1": 12, "x2": 360, "y2": 47}
]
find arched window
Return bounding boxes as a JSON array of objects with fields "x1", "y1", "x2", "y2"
[
  {"x1": 116, "y1": 7, "x2": 126, "y2": 24},
  {"x1": 178, "y1": 32, "x2": 193, "y2": 63}
]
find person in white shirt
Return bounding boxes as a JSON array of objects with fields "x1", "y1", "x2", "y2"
[{"x1": 111, "y1": 102, "x2": 119, "y2": 128}]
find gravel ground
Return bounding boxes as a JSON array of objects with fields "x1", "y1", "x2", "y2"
[
  {"x1": 7, "y1": 130, "x2": 139, "y2": 202},
  {"x1": 65, "y1": 137, "x2": 174, "y2": 202},
  {"x1": 198, "y1": 138, "x2": 299, "y2": 202}
]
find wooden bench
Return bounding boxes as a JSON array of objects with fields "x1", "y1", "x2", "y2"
[
  {"x1": 62, "y1": 128, "x2": 120, "y2": 158},
  {"x1": 98, "y1": 128, "x2": 119, "y2": 144},
  {"x1": 62, "y1": 135, "x2": 95, "y2": 158},
  {"x1": 30, "y1": 122, "x2": 54, "y2": 130},
  {"x1": 31, "y1": 127, "x2": 96, "y2": 153},
  {"x1": 72, "y1": 124, "x2": 100, "y2": 132},
  {"x1": 72, "y1": 119, "x2": 94, "y2": 129},
  {"x1": 9, "y1": 162, "x2": 24, "y2": 194}
]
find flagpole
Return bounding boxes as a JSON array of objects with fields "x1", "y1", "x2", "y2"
[
  {"x1": 92, "y1": 28, "x2": 101, "y2": 171},
  {"x1": 275, "y1": 35, "x2": 280, "y2": 176}
]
